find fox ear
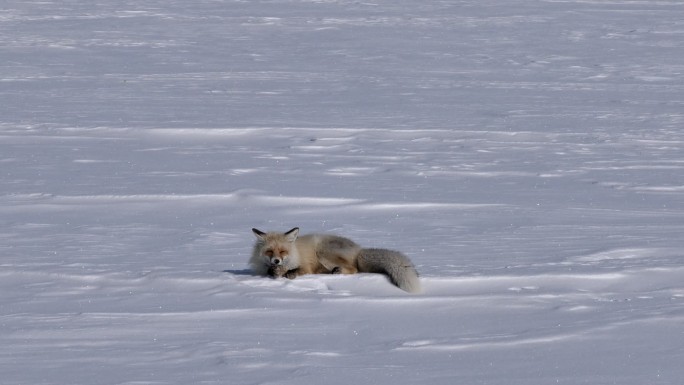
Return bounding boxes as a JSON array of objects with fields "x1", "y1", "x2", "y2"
[
  {"x1": 252, "y1": 228, "x2": 266, "y2": 240},
  {"x1": 284, "y1": 227, "x2": 299, "y2": 242}
]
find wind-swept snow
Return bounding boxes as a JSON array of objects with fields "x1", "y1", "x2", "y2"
[{"x1": 2, "y1": 0, "x2": 684, "y2": 384}]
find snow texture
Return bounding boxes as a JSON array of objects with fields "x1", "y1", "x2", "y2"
[{"x1": 2, "y1": 0, "x2": 684, "y2": 384}]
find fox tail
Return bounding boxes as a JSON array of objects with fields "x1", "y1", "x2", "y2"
[{"x1": 357, "y1": 248, "x2": 421, "y2": 293}]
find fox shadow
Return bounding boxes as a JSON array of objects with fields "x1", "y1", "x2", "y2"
[{"x1": 222, "y1": 269, "x2": 254, "y2": 276}]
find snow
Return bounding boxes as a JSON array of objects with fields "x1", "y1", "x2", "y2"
[{"x1": 2, "y1": 0, "x2": 684, "y2": 384}]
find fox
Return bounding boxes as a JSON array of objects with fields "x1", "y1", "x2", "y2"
[{"x1": 249, "y1": 227, "x2": 421, "y2": 293}]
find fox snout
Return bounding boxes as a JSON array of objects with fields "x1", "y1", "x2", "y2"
[{"x1": 270, "y1": 257, "x2": 283, "y2": 266}]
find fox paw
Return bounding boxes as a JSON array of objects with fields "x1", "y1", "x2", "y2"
[
  {"x1": 284, "y1": 270, "x2": 299, "y2": 279},
  {"x1": 268, "y1": 265, "x2": 289, "y2": 278},
  {"x1": 331, "y1": 267, "x2": 341, "y2": 274}
]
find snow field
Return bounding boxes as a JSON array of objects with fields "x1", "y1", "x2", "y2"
[{"x1": 2, "y1": 0, "x2": 684, "y2": 384}]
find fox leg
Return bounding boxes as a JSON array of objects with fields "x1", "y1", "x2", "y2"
[
  {"x1": 284, "y1": 268, "x2": 301, "y2": 279},
  {"x1": 316, "y1": 252, "x2": 358, "y2": 274},
  {"x1": 269, "y1": 267, "x2": 304, "y2": 279},
  {"x1": 268, "y1": 265, "x2": 307, "y2": 279},
  {"x1": 268, "y1": 264, "x2": 289, "y2": 278},
  {"x1": 283, "y1": 263, "x2": 328, "y2": 278},
  {"x1": 313, "y1": 265, "x2": 334, "y2": 274},
  {"x1": 316, "y1": 236, "x2": 361, "y2": 274},
  {"x1": 329, "y1": 258, "x2": 358, "y2": 274}
]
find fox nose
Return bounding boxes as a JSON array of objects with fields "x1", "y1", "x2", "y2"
[{"x1": 271, "y1": 258, "x2": 282, "y2": 266}]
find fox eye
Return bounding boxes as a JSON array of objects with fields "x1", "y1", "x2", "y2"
[
  {"x1": 279, "y1": 251, "x2": 288, "y2": 257},
  {"x1": 264, "y1": 250, "x2": 274, "y2": 257}
]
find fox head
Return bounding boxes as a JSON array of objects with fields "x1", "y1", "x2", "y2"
[{"x1": 252, "y1": 227, "x2": 299, "y2": 266}]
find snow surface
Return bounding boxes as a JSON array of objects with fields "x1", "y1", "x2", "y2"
[{"x1": 2, "y1": 0, "x2": 684, "y2": 384}]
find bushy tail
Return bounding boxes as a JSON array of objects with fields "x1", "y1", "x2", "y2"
[{"x1": 357, "y1": 248, "x2": 421, "y2": 293}]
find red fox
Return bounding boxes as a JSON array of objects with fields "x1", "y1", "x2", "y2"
[{"x1": 249, "y1": 227, "x2": 421, "y2": 293}]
